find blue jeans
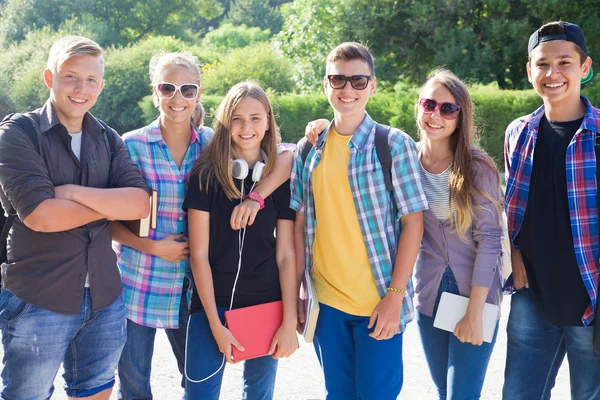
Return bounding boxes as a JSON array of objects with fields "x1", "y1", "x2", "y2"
[
  {"x1": 503, "y1": 290, "x2": 600, "y2": 400},
  {"x1": 184, "y1": 308, "x2": 278, "y2": 400},
  {"x1": 313, "y1": 303, "x2": 403, "y2": 400},
  {"x1": 118, "y1": 280, "x2": 190, "y2": 400},
  {"x1": 417, "y1": 267, "x2": 498, "y2": 400},
  {"x1": 0, "y1": 288, "x2": 126, "y2": 399}
]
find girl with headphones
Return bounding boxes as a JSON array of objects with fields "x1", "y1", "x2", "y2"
[{"x1": 183, "y1": 81, "x2": 298, "y2": 400}]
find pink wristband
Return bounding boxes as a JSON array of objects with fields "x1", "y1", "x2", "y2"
[{"x1": 246, "y1": 192, "x2": 265, "y2": 210}]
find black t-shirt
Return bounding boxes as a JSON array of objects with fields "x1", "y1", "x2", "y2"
[
  {"x1": 182, "y1": 170, "x2": 295, "y2": 314},
  {"x1": 516, "y1": 116, "x2": 589, "y2": 326}
]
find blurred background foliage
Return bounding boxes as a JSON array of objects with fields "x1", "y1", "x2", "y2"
[{"x1": 1, "y1": 0, "x2": 598, "y2": 168}]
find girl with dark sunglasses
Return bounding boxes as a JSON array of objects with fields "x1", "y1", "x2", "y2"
[
  {"x1": 413, "y1": 68, "x2": 503, "y2": 399},
  {"x1": 112, "y1": 52, "x2": 295, "y2": 399},
  {"x1": 304, "y1": 68, "x2": 504, "y2": 399}
]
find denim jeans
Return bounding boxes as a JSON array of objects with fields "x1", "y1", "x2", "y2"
[
  {"x1": 118, "y1": 280, "x2": 190, "y2": 400},
  {"x1": 416, "y1": 267, "x2": 498, "y2": 400},
  {"x1": 313, "y1": 303, "x2": 404, "y2": 400},
  {"x1": 184, "y1": 308, "x2": 278, "y2": 400},
  {"x1": 0, "y1": 288, "x2": 126, "y2": 399},
  {"x1": 503, "y1": 290, "x2": 600, "y2": 400}
]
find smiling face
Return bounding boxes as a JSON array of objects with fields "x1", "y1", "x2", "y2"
[
  {"x1": 527, "y1": 40, "x2": 592, "y2": 108},
  {"x1": 229, "y1": 96, "x2": 269, "y2": 156},
  {"x1": 44, "y1": 54, "x2": 104, "y2": 132},
  {"x1": 417, "y1": 83, "x2": 459, "y2": 146},
  {"x1": 324, "y1": 59, "x2": 375, "y2": 118},
  {"x1": 154, "y1": 65, "x2": 201, "y2": 126}
]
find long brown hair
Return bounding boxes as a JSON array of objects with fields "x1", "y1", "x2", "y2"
[
  {"x1": 416, "y1": 68, "x2": 502, "y2": 238},
  {"x1": 189, "y1": 81, "x2": 280, "y2": 199}
]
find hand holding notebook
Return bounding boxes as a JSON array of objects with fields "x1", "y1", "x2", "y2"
[{"x1": 225, "y1": 300, "x2": 283, "y2": 362}]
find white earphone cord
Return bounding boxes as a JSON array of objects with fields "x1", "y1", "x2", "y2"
[{"x1": 184, "y1": 180, "x2": 257, "y2": 383}]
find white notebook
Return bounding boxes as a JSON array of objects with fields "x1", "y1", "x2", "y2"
[
  {"x1": 299, "y1": 269, "x2": 319, "y2": 343},
  {"x1": 433, "y1": 292, "x2": 499, "y2": 343}
]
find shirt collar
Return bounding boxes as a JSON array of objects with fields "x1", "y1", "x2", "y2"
[
  {"x1": 526, "y1": 96, "x2": 599, "y2": 134},
  {"x1": 147, "y1": 118, "x2": 200, "y2": 144},
  {"x1": 317, "y1": 111, "x2": 374, "y2": 152},
  {"x1": 38, "y1": 99, "x2": 105, "y2": 135}
]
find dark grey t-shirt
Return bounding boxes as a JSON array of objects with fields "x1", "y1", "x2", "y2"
[{"x1": 0, "y1": 100, "x2": 148, "y2": 314}]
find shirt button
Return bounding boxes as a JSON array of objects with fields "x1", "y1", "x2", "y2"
[{"x1": 79, "y1": 275, "x2": 84, "y2": 280}]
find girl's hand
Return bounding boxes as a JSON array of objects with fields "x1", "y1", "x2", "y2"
[
  {"x1": 212, "y1": 324, "x2": 245, "y2": 363},
  {"x1": 151, "y1": 234, "x2": 189, "y2": 262},
  {"x1": 304, "y1": 119, "x2": 330, "y2": 145},
  {"x1": 454, "y1": 311, "x2": 484, "y2": 346},
  {"x1": 230, "y1": 198, "x2": 260, "y2": 230},
  {"x1": 268, "y1": 323, "x2": 298, "y2": 359}
]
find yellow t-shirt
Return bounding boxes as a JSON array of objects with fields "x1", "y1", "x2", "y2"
[{"x1": 312, "y1": 126, "x2": 381, "y2": 316}]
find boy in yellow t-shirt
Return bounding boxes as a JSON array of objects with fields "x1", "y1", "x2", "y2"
[{"x1": 290, "y1": 42, "x2": 428, "y2": 399}]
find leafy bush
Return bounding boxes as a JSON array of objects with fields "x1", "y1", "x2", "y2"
[
  {"x1": 202, "y1": 23, "x2": 270, "y2": 53},
  {"x1": 202, "y1": 43, "x2": 294, "y2": 95},
  {"x1": 471, "y1": 86, "x2": 541, "y2": 167},
  {"x1": 186, "y1": 87, "x2": 545, "y2": 171}
]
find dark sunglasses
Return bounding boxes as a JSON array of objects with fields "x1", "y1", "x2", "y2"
[
  {"x1": 327, "y1": 75, "x2": 372, "y2": 90},
  {"x1": 156, "y1": 82, "x2": 200, "y2": 100},
  {"x1": 418, "y1": 98, "x2": 461, "y2": 120}
]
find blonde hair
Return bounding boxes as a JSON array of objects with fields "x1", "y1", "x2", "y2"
[
  {"x1": 189, "y1": 81, "x2": 280, "y2": 200},
  {"x1": 47, "y1": 36, "x2": 104, "y2": 75},
  {"x1": 416, "y1": 68, "x2": 502, "y2": 239},
  {"x1": 149, "y1": 51, "x2": 203, "y2": 125}
]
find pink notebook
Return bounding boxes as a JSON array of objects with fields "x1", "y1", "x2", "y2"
[{"x1": 224, "y1": 301, "x2": 283, "y2": 362}]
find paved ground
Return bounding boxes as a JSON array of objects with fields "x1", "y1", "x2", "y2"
[{"x1": 35, "y1": 299, "x2": 570, "y2": 399}]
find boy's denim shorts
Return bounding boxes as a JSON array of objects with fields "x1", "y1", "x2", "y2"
[{"x1": 0, "y1": 288, "x2": 127, "y2": 399}]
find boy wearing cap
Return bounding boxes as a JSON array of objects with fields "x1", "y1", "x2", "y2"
[
  {"x1": 291, "y1": 42, "x2": 427, "y2": 398},
  {"x1": 503, "y1": 21, "x2": 600, "y2": 399}
]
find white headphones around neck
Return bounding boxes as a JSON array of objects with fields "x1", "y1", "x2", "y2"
[
  {"x1": 185, "y1": 149, "x2": 269, "y2": 384},
  {"x1": 231, "y1": 149, "x2": 268, "y2": 182}
]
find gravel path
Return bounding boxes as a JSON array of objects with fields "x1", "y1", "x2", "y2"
[{"x1": 30, "y1": 299, "x2": 571, "y2": 399}]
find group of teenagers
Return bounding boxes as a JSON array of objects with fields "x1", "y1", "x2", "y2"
[{"x1": 0, "y1": 18, "x2": 598, "y2": 400}]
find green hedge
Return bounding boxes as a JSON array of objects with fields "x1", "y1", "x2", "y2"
[{"x1": 159, "y1": 86, "x2": 548, "y2": 170}]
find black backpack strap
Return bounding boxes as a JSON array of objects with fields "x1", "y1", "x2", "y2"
[
  {"x1": 375, "y1": 123, "x2": 392, "y2": 192},
  {"x1": 97, "y1": 119, "x2": 119, "y2": 156},
  {"x1": 0, "y1": 113, "x2": 40, "y2": 264},
  {"x1": 1, "y1": 113, "x2": 39, "y2": 153},
  {"x1": 301, "y1": 139, "x2": 315, "y2": 165}
]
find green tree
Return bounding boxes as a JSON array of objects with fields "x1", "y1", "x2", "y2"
[
  {"x1": 0, "y1": 0, "x2": 224, "y2": 48},
  {"x1": 226, "y1": 0, "x2": 284, "y2": 33},
  {"x1": 202, "y1": 42, "x2": 295, "y2": 95},
  {"x1": 202, "y1": 23, "x2": 270, "y2": 52},
  {"x1": 277, "y1": 0, "x2": 353, "y2": 92}
]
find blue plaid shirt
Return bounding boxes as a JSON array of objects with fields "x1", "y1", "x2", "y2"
[
  {"x1": 290, "y1": 113, "x2": 428, "y2": 332},
  {"x1": 504, "y1": 97, "x2": 600, "y2": 324}
]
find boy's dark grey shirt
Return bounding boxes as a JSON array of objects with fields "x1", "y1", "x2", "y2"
[{"x1": 0, "y1": 100, "x2": 148, "y2": 314}]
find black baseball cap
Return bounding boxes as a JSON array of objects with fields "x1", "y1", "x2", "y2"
[
  {"x1": 528, "y1": 22, "x2": 588, "y2": 55},
  {"x1": 528, "y1": 21, "x2": 593, "y2": 84}
]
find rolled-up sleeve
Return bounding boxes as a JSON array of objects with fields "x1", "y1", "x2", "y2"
[
  {"x1": 289, "y1": 138, "x2": 307, "y2": 214},
  {"x1": 471, "y1": 163, "x2": 503, "y2": 288},
  {"x1": 106, "y1": 129, "x2": 149, "y2": 192},
  {"x1": 390, "y1": 132, "x2": 428, "y2": 217},
  {"x1": 0, "y1": 126, "x2": 55, "y2": 221}
]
